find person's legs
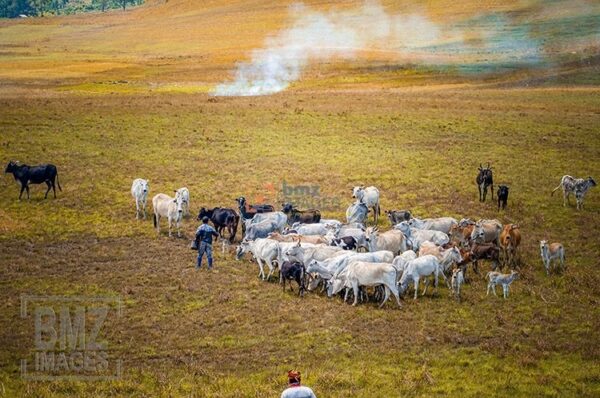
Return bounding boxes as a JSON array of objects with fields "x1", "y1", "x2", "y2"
[
  {"x1": 196, "y1": 242, "x2": 206, "y2": 269},
  {"x1": 206, "y1": 244, "x2": 213, "y2": 269}
]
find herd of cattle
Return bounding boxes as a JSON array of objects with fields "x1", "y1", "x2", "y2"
[{"x1": 4, "y1": 160, "x2": 596, "y2": 307}]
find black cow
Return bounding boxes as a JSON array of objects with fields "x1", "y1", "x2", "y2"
[
  {"x1": 5, "y1": 161, "x2": 62, "y2": 200},
  {"x1": 197, "y1": 207, "x2": 239, "y2": 243},
  {"x1": 280, "y1": 261, "x2": 306, "y2": 297},
  {"x1": 385, "y1": 209, "x2": 412, "y2": 225},
  {"x1": 281, "y1": 203, "x2": 321, "y2": 224},
  {"x1": 497, "y1": 185, "x2": 509, "y2": 211},
  {"x1": 476, "y1": 163, "x2": 494, "y2": 202}
]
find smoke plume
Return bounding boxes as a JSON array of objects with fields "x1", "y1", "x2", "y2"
[{"x1": 212, "y1": 1, "x2": 544, "y2": 96}]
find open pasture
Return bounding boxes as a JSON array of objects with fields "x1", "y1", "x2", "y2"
[{"x1": 1, "y1": 87, "x2": 599, "y2": 397}]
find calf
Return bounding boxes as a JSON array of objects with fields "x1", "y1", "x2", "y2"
[
  {"x1": 449, "y1": 218, "x2": 475, "y2": 247},
  {"x1": 476, "y1": 163, "x2": 494, "y2": 202},
  {"x1": 487, "y1": 271, "x2": 518, "y2": 299},
  {"x1": 282, "y1": 203, "x2": 321, "y2": 224},
  {"x1": 540, "y1": 240, "x2": 565, "y2": 275},
  {"x1": 497, "y1": 185, "x2": 509, "y2": 210},
  {"x1": 280, "y1": 261, "x2": 306, "y2": 296},
  {"x1": 552, "y1": 175, "x2": 597, "y2": 210},
  {"x1": 5, "y1": 161, "x2": 62, "y2": 199},
  {"x1": 500, "y1": 224, "x2": 521, "y2": 268},
  {"x1": 451, "y1": 268, "x2": 464, "y2": 300},
  {"x1": 470, "y1": 242, "x2": 501, "y2": 274},
  {"x1": 386, "y1": 209, "x2": 412, "y2": 225}
]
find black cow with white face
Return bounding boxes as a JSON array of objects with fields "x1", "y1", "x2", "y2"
[{"x1": 476, "y1": 163, "x2": 494, "y2": 202}]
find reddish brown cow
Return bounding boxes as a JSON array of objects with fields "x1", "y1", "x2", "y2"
[{"x1": 500, "y1": 224, "x2": 521, "y2": 268}]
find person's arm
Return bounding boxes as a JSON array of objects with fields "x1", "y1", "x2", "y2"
[{"x1": 211, "y1": 226, "x2": 219, "y2": 238}]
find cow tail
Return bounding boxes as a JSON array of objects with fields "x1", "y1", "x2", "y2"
[
  {"x1": 551, "y1": 183, "x2": 561, "y2": 196},
  {"x1": 56, "y1": 171, "x2": 62, "y2": 191},
  {"x1": 153, "y1": 213, "x2": 158, "y2": 228}
]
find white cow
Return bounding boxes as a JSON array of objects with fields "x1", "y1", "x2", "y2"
[
  {"x1": 399, "y1": 253, "x2": 457, "y2": 300},
  {"x1": 345, "y1": 261, "x2": 402, "y2": 307},
  {"x1": 235, "y1": 238, "x2": 282, "y2": 281},
  {"x1": 365, "y1": 227, "x2": 407, "y2": 255},
  {"x1": 539, "y1": 240, "x2": 565, "y2": 275},
  {"x1": 352, "y1": 186, "x2": 380, "y2": 224},
  {"x1": 471, "y1": 219, "x2": 503, "y2": 246},
  {"x1": 395, "y1": 222, "x2": 449, "y2": 250},
  {"x1": 289, "y1": 223, "x2": 330, "y2": 236},
  {"x1": 131, "y1": 178, "x2": 149, "y2": 219},
  {"x1": 152, "y1": 193, "x2": 184, "y2": 237},
  {"x1": 391, "y1": 250, "x2": 417, "y2": 279},
  {"x1": 408, "y1": 217, "x2": 458, "y2": 234},
  {"x1": 175, "y1": 187, "x2": 190, "y2": 216},
  {"x1": 345, "y1": 201, "x2": 369, "y2": 225},
  {"x1": 328, "y1": 250, "x2": 394, "y2": 296},
  {"x1": 487, "y1": 270, "x2": 519, "y2": 299},
  {"x1": 285, "y1": 242, "x2": 344, "y2": 267}
]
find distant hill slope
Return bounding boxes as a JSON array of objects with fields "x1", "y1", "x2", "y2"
[{"x1": 0, "y1": 0, "x2": 598, "y2": 92}]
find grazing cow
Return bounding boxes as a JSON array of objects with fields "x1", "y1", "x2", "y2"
[
  {"x1": 471, "y1": 219, "x2": 503, "y2": 246},
  {"x1": 449, "y1": 218, "x2": 476, "y2": 247},
  {"x1": 330, "y1": 236, "x2": 358, "y2": 251},
  {"x1": 131, "y1": 178, "x2": 149, "y2": 219},
  {"x1": 5, "y1": 161, "x2": 62, "y2": 199},
  {"x1": 197, "y1": 207, "x2": 239, "y2": 243},
  {"x1": 152, "y1": 193, "x2": 184, "y2": 237},
  {"x1": 392, "y1": 250, "x2": 417, "y2": 281},
  {"x1": 327, "y1": 250, "x2": 395, "y2": 296},
  {"x1": 352, "y1": 186, "x2": 380, "y2": 224},
  {"x1": 540, "y1": 240, "x2": 565, "y2": 275},
  {"x1": 469, "y1": 242, "x2": 501, "y2": 274},
  {"x1": 285, "y1": 242, "x2": 344, "y2": 268},
  {"x1": 487, "y1": 271, "x2": 518, "y2": 299},
  {"x1": 499, "y1": 224, "x2": 521, "y2": 267},
  {"x1": 345, "y1": 261, "x2": 402, "y2": 307},
  {"x1": 551, "y1": 175, "x2": 597, "y2": 210},
  {"x1": 365, "y1": 227, "x2": 407, "y2": 255},
  {"x1": 244, "y1": 219, "x2": 281, "y2": 241},
  {"x1": 395, "y1": 222, "x2": 449, "y2": 250},
  {"x1": 287, "y1": 223, "x2": 329, "y2": 236},
  {"x1": 398, "y1": 255, "x2": 451, "y2": 300},
  {"x1": 476, "y1": 163, "x2": 494, "y2": 202},
  {"x1": 319, "y1": 219, "x2": 342, "y2": 229},
  {"x1": 281, "y1": 203, "x2": 321, "y2": 224},
  {"x1": 235, "y1": 238, "x2": 282, "y2": 281},
  {"x1": 175, "y1": 187, "x2": 190, "y2": 216},
  {"x1": 280, "y1": 261, "x2": 306, "y2": 296},
  {"x1": 418, "y1": 244, "x2": 463, "y2": 275},
  {"x1": 408, "y1": 217, "x2": 457, "y2": 234},
  {"x1": 451, "y1": 268, "x2": 464, "y2": 300},
  {"x1": 385, "y1": 210, "x2": 412, "y2": 225},
  {"x1": 346, "y1": 201, "x2": 369, "y2": 225},
  {"x1": 497, "y1": 185, "x2": 509, "y2": 211},
  {"x1": 267, "y1": 232, "x2": 328, "y2": 245}
]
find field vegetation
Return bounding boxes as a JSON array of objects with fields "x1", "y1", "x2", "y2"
[{"x1": 0, "y1": 0, "x2": 599, "y2": 396}]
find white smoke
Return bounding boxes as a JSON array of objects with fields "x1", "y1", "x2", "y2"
[{"x1": 212, "y1": 1, "x2": 543, "y2": 96}]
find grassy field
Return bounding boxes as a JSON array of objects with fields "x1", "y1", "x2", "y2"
[{"x1": 1, "y1": 1, "x2": 600, "y2": 397}]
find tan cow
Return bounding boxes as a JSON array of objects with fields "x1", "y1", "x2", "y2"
[{"x1": 500, "y1": 224, "x2": 521, "y2": 268}]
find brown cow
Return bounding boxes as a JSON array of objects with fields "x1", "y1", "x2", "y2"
[
  {"x1": 500, "y1": 224, "x2": 521, "y2": 268},
  {"x1": 449, "y1": 218, "x2": 476, "y2": 247},
  {"x1": 469, "y1": 242, "x2": 501, "y2": 274},
  {"x1": 267, "y1": 232, "x2": 328, "y2": 245}
]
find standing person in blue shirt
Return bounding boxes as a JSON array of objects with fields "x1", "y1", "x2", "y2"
[{"x1": 195, "y1": 216, "x2": 219, "y2": 270}]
